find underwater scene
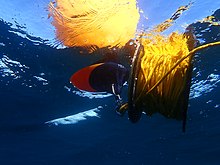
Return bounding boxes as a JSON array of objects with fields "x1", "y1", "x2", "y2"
[{"x1": 0, "y1": 0, "x2": 220, "y2": 164}]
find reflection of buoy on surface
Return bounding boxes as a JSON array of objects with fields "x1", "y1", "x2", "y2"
[
  {"x1": 49, "y1": 0, "x2": 140, "y2": 52},
  {"x1": 118, "y1": 30, "x2": 220, "y2": 131},
  {"x1": 70, "y1": 62, "x2": 129, "y2": 95}
]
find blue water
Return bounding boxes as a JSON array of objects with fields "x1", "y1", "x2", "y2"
[{"x1": 1, "y1": 1, "x2": 220, "y2": 165}]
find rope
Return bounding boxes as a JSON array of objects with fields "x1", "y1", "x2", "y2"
[
  {"x1": 119, "y1": 41, "x2": 220, "y2": 113},
  {"x1": 146, "y1": 41, "x2": 220, "y2": 94}
]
